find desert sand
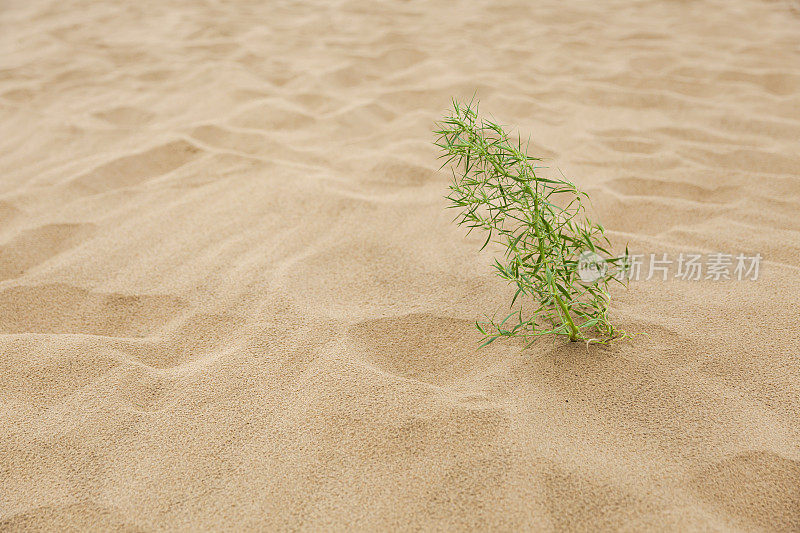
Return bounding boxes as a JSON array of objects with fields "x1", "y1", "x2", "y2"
[{"x1": 1, "y1": 0, "x2": 799, "y2": 530}]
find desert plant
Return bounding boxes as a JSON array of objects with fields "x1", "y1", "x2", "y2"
[{"x1": 434, "y1": 98, "x2": 628, "y2": 345}]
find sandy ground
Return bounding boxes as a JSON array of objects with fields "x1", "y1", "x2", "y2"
[{"x1": 1, "y1": 0, "x2": 799, "y2": 530}]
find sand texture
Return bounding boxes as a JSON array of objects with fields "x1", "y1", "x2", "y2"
[{"x1": 2, "y1": 0, "x2": 800, "y2": 530}]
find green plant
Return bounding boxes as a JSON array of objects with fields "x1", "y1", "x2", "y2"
[{"x1": 434, "y1": 99, "x2": 628, "y2": 345}]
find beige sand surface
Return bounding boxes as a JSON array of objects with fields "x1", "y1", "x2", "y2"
[{"x1": 2, "y1": 0, "x2": 800, "y2": 530}]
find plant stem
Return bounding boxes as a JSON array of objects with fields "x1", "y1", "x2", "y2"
[
  {"x1": 529, "y1": 184, "x2": 579, "y2": 341},
  {"x1": 552, "y1": 280, "x2": 579, "y2": 341}
]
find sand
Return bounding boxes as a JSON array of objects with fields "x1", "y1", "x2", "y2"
[{"x1": 1, "y1": 0, "x2": 799, "y2": 530}]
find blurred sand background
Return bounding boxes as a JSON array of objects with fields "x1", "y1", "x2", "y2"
[{"x1": 1, "y1": 0, "x2": 799, "y2": 530}]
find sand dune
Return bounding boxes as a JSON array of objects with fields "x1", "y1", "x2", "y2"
[{"x1": 1, "y1": 0, "x2": 799, "y2": 530}]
